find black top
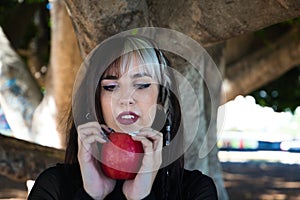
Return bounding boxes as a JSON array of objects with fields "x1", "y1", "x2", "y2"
[{"x1": 28, "y1": 163, "x2": 218, "y2": 200}]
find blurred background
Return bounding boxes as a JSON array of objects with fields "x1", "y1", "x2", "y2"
[{"x1": 0, "y1": 0, "x2": 300, "y2": 199}]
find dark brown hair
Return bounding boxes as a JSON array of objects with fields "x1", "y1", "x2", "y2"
[{"x1": 65, "y1": 36, "x2": 184, "y2": 199}]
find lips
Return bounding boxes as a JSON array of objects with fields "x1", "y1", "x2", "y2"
[{"x1": 117, "y1": 111, "x2": 139, "y2": 125}]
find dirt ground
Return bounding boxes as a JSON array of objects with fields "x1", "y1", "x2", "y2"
[
  {"x1": 222, "y1": 162, "x2": 300, "y2": 200},
  {"x1": 1, "y1": 162, "x2": 300, "y2": 200}
]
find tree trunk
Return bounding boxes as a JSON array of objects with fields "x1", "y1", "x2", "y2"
[
  {"x1": 178, "y1": 43, "x2": 228, "y2": 199},
  {"x1": 149, "y1": 0, "x2": 300, "y2": 46},
  {"x1": 63, "y1": 0, "x2": 150, "y2": 56},
  {"x1": 0, "y1": 1, "x2": 298, "y2": 191},
  {"x1": 0, "y1": 27, "x2": 42, "y2": 142},
  {"x1": 205, "y1": 44, "x2": 228, "y2": 199},
  {"x1": 49, "y1": 0, "x2": 82, "y2": 148},
  {"x1": 64, "y1": 0, "x2": 300, "y2": 56},
  {"x1": 31, "y1": 0, "x2": 82, "y2": 149},
  {"x1": 62, "y1": 1, "x2": 300, "y2": 199}
]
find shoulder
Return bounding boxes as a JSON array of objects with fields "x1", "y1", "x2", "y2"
[
  {"x1": 34, "y1": 165, "x2": 63, "y2": 183},
  {"x1": 183, "y1": 169, "x2": 215, "y2": 186},
  {"x1": 35, "y1": 163, "x2": 81, "y2": 185},
  {"x1": 35, "y1": 163, "x2": 74, "y2": 179},
  {"x1": 28, "y1": 163, "x2": 81, "y2": 199},
  {"x1": 182, "y1": 169, "x2": 218, "y2": 200}
]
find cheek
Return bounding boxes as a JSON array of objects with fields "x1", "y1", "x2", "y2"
[
  {"x1": 151, "y1": 86, "x2": 159, "y2": 105},
  {"x1": 142, "y1": 87, "x2": 159, "y2": 116},
  {"x1": 100, "y1": 95, "x2": 113, "y2": 119},
  {"x1": 137, "y1": 86, "x2": 159, "y2": 104}
]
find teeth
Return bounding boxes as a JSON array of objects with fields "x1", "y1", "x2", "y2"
[{"x1": 121, "y1": 115, "x2": 134, "y2": 119}]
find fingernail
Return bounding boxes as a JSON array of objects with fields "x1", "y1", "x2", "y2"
[
  {"x1": 108, "y1": 127, "x2": 114, "y2": 133},
  {"x1": 100, "y1": 131, "x2": 109, "y2": 142},
  {"x1": 103, "y1": 136, "x2": 109, "y2": 142},
  {"x1": 128, "y1": 131, "x2": 139, "y2": 136}
]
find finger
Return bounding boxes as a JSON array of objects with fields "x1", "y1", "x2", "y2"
[
  {"x1": 139, "y1": 127, "x2": 154, "y2": 133},
  {"x1": 78, "y1": 123, "x2": 102, "y2": 133},
  {"x1": 132, "y1": 136, "x2": 163, "y2": 171},
  {"x1": 80, "y1": 134, "x2": 107, "y2": 151},
  {"x1": 138, "y1": 128, "x2": 159, "y2": 137},
  {"x1": 136, "y1": 130, "x2": 163, "y2": 150},
  {"x1": 83, "y1": 134, "x2": 107, "y2": 145},
  {"x1": 100, "y1": 124, "x2": 114, "y2": 134},
  {"x1": 78, "y1": 121, "x2": 102, "y2": 130},
  {"x1": 132, "y1": 134, "x2": 163, "y2": 153},
  {"x1": 78, "y1": 122, "x2": 105, "y2": 140},
  {"x1": 78, "y1": 126, "x2": 102, "y2": 135},
  {"x1": 143, "y1": 131, "x2": 162, "y2": 141},
  {"x1": 78, "y1": 128, "x2": 105, "y2": 142},
  {"x1": 132, "y1": 136, "x2": 155, "y2": 152}
]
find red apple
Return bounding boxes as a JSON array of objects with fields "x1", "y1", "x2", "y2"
[{"x1": 100, "y1": 132, "x2": 144, "y2": 180}]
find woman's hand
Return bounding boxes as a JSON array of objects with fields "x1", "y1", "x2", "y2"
[
  {"x1": 122, "y1": 128, "x2": 163, "y2": 200},
  {"x1": 77, "y1": 122, "x2": 116, "y2": 199}
]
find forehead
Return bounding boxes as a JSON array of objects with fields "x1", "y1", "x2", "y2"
[{"x1": 102, "y1": 50, "x2": 162, "y2": 80}]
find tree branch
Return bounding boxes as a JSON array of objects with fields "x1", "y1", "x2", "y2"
[
  {"x1": 63, "y1": 0, "x2": 300, "y2": 55},
  {"x1": 0, "y1": 27, "x2": 43, "y2": 142},
  {"x1": 223, "y1": 28, "x2": 300, "y2": 103},
  {"x1": 0, "y1": 134, "x2": 64, "y2": 181}
]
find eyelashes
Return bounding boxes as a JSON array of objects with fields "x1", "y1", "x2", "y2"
[
  {"x1": 102, "y1": 83, "x2": 151, "y2": 92},
  {"x1": 134, "y1": 83, "x2": 151, "y2": 89},
  {"x1": 103, "y1": 85, "x2": 118, "y2": 92}
]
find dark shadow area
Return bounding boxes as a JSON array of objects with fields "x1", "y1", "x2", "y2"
[
  {"x1": 0, "y1": 175, "x2": 27, "y2": 199},
  {"x1": 1, "y1": 161, "x2": 300, "y2": 200},
  {"x1": 222, "y1": 162, "x2": 300, "y2": 200}
]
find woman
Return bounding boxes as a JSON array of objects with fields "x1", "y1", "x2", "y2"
[{"x1": 28, "y1": 35, "x2": 218, "y2": 199}]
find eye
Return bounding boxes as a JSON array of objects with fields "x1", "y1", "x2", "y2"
[
  {"x1": 134, "y1": 83, "x2": 151, "y2": 89},
  {"x1": 102, "y1": 84, "x2": 119, "y2": 91}
]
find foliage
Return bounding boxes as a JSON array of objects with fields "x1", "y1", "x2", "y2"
[
  {"x1": 0, "y1": 0, "x2": 50, "y2": 88},
  {"x1": 0, "y1": 0, "x2": 46, "y2": 24},
  {"x1": 0, "y1": 0, "x2": 17, "y2": 25},
  {"x1": 251, "y1": 18, "x2": 300, "y2": 112},
  {"x1": 0, "y1": 0, "x2": 49, "y2": 48},
  {"x1": 251, "y1": 66, "x2": 300, "y2": 113}
]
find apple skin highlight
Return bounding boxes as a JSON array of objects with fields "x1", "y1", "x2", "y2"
[{"x1": 101, "y1": 132, "x2": 144, "y2": 180}]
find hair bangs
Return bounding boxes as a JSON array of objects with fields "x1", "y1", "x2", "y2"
[{"x1": 102, "y1": 38, "x2": 167, "y2": 84}]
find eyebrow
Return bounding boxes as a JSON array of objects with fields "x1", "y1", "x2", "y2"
[
  {"x1": 102, "y1": 72, "x2": 152, "y2": 80},
  {"x1": 131, "y1": 72, "x2": 152, "y2": 79}
]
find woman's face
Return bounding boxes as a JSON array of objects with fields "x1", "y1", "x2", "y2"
[{"x1": 100, "y1": 57, "x2": 159, "y2": 133}]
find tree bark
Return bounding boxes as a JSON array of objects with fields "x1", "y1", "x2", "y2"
[
  {"x1": 0, "y1": 134, "x2": 64, "y2": 182},
  {"x1": 64, "y1": 0, "x2": 300, "y2": 56},
  {"x1": 0, "y1": 27, "x2": 42, "y2": 142},
  {"x1": 63, "y1": 0, "x2": 150, "y2": 56},
  {"x1": 0, "y1": 0, "x2": 300, "y2": 199},
  {"x1": 204, "y1": 44, "x2": 228, "y2": 199},
  {"x1": 149, "y1": 0, "x2": 300, "y2": 46},
  {"x1": 49, "y1": 0, "x2": 82, "y2": 148},
  {"x1": 31, "y1": 0, "x2": 82, "y2": 149},
  {"x1": 223, "y1": 27, "x2": 300, "y2": 103}
]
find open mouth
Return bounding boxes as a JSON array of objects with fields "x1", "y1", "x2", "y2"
[{"x1": 117, "y1": 111, "x2": 139, "y2": 125}]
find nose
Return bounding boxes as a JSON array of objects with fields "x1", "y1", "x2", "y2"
[{"x1": 118, "y1": 90, "x2": 136, "y2": 106}]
